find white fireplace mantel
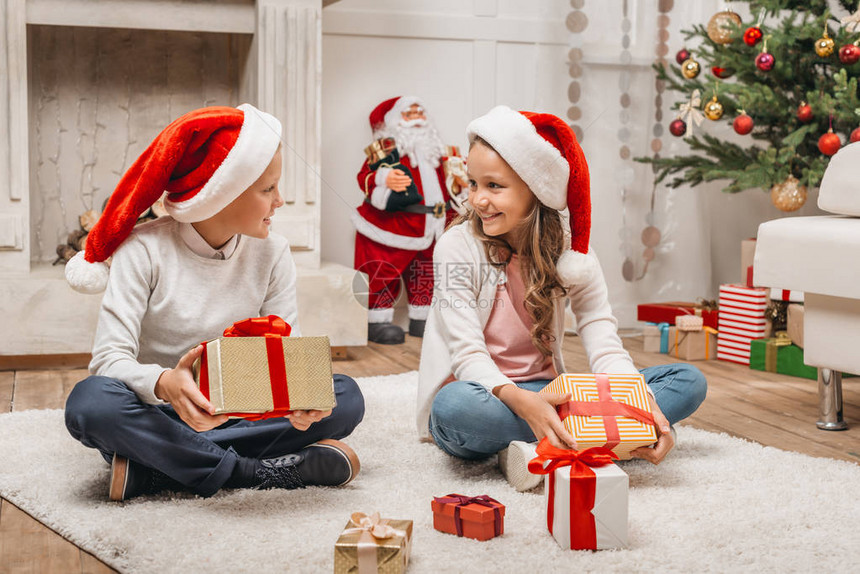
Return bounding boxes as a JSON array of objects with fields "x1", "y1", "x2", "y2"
[{"x1": 0, "y1": 0, "x2": 366, "y2": 355}]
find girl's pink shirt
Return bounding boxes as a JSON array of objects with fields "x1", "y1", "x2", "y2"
[{"x1": 483, "y1": 254, "x2": 558, "y2": 382}]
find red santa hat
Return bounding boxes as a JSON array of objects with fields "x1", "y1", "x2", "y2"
[
  {"x1": 368, "y1": 96, "x2": 425, "y2": 134},
  {"x1": 466, "y1": 105, "x2": 596, "y2": 285},
  {"x1": 65, "y1": 103, "x2": 282, "y2": 294}
]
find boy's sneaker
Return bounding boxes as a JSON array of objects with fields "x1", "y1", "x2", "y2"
[
  {"x1": 109, "y1": 454, "x2": 181, "y2": 501},
  {"x1": 255, "y1": 439, "x2": 360, "y2": 490},
  {"x1": 498, "y1": 441, "x2": 542, "y2": 492}
]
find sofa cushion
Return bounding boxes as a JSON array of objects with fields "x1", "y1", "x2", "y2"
[
  {"x1": 818, "y1": 141, "x2": 860, "y2": 216},
  {"x1": 754, "y1": 215, "x2": 860, "y2": 300}
]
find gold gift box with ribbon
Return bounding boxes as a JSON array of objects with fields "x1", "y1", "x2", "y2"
[
  {"x1": 194, "y1": 335, "x2": 336, "y2": 417},
  {"x1": 334, "y1": 513, "x2": 413, "y2": 574}
]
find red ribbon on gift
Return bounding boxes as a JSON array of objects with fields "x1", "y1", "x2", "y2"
[
  {"x1": 432, "y1": 494, "x2": 503, "y2": 538},
  {"x1": 527, "y1": 438, "x2": 617, "y2": 550},
  {"x1": 199, "y1": 315, "x2": 294, "y2": 421},
  {"x1": 557, "y1": 373, "x2": 656, "y2": 451}
]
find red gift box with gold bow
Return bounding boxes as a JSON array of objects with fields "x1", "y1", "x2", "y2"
[
  {"x1": 193, "y1": 315, "x2": 335, "y2": 420},
  {"x1": 431, "y1": 494, "x2": 505, "y2": 541},
  {"x1": 528, "y1": 438, "x2": 628, "y2": 550}
]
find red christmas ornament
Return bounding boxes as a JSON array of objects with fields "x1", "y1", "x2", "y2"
[
  {"x1": 675, "y1": 48, "x2": 691, "y2": 65},
  {"x1": 744, "y1": 26, "x2": 763, "y2": 46},
  {"x1": 669, "y1": 118, "x2": 687, "y2": 137},
  {"x1": 797, "y1": 102, "x2": 813, "y2": 123},
  {"x1": 838, "y1": 43, "x2": 860, "y2": 65},
  {"x1": 850, "y1": 127, "x2": 860, "y2": 143},
  {"x1": 733, "y1": 113, "x2": 754, "y2": 135},
  {"x1": 818, "y1": 129, "x2": 841, "y2": 156},
  {"x1": 711, "y1": 66, "x2": 735, "y2": 79},
  {"x1": 755, "y1": 52, "x2": 775, "y2": 71}
]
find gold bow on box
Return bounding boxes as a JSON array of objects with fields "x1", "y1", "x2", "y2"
[
  {"x1": 334, "y1": 512, "x2": 413, "y2": 574},
  {"x1": 764, "y1": 331, "x2": 792, "y2": 372}
]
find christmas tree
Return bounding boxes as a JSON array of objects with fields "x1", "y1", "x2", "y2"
[{"x1": 639, "y1": 0, "x2": 860, "y2": 211}]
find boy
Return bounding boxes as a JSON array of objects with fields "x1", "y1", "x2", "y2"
[{"x1": 64, "y1": 104, "x2": 364, "y2": 501}]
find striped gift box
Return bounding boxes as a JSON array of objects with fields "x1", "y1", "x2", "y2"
[
  {"x1": 540, "y1": 373, "x2": 657, "y2": 460},
  {"x1": 718, "y1": 284, "x2": 768, "y2": 365}
]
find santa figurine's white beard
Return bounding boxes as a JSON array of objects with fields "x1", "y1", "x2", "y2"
[{"x1": 377, "y1": 119, "x2": 448, "y2": 168}]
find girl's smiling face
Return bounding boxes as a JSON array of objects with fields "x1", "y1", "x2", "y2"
[{"x1": 466, "y1": 140, "x2": 536, "y2": 249}]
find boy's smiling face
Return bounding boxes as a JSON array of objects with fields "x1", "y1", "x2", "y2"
[{"x1": 200, "y1": 147, "x2": 284, "y2": 246}]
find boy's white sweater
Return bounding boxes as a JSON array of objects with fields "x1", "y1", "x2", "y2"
[{"x1": 89, "y1": 217, "x2": 301, "y2": 405}]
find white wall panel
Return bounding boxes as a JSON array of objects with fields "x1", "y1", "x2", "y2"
[
  {"x1": 320, "y1": 33, "x2": 474, "y2": 273},
  {"x1": 320, "y1": 0, "x2": 566, "y2": 289}
]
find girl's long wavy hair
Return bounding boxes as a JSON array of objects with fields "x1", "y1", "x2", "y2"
[{"x1": 452, "y1": 139, "x2": 567, "y2": 356}]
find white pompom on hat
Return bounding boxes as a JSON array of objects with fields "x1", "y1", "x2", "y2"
[
  {"x1": 65, "y1": 103, "x2": 282, "y2": 294},
  {"x1": 466, "y1": 105, "x2": 597, "y2": 286}
]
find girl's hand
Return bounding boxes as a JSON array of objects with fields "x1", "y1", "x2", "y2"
[
  {"x1": 385, "y1": 169, "x2": 413, "y2": 192},
  {"x1": 630, "y1": 396, "x2": 674, "y2": 465},
  {"x1": 494, "y1": 385, "x2": 577, "y2": 450},
  {"x1": 286, "y1": 409, "x2": 332, "y2": 431},
  {"x1": 154, "y1": 345, "x2": 229, "y2": 432}
]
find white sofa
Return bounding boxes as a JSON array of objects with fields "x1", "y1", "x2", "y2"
[{"x1": 755, "y1": 142, "x2": 860, "y2": 431}]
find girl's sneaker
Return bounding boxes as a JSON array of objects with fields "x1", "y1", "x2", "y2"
[{"x1": 498, "y1": 440, "x2": 541, "y2": 492}]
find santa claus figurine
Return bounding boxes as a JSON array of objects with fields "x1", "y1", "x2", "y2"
[{"x1": 352, "y1": 96, "x2": 467, "y2": 344}]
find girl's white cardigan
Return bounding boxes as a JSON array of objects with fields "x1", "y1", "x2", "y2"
[{"x1": 416, "y1": 223, "x2": 640, "y2": 440}]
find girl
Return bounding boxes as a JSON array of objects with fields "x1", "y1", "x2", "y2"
[{"x1": 416, "y1": 106, "x2": 707, "y2": 491}]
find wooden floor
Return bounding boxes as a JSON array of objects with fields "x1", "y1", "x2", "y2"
[{"x1": 1, "y1": 334, "x2": 858, "y2": 572}]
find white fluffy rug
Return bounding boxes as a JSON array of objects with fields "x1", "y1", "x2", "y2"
[{"x1": 1, "y1": 371, "x2": 859, "y2": 573}]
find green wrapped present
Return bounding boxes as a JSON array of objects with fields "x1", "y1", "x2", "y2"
[{"x1": 749, "y1": 335, "x2": 817, "y2": 380}]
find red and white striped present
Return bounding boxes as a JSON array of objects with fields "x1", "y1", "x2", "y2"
[{"x1": 717, "y1": 284, "x2": 768, "y2": 365}]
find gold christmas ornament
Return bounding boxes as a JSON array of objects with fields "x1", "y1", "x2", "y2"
[
  {"x1": 681, "y1": 58, "x2": 701, "y2": 79},
  {"x1": 815, "y1": 35, "x2": 835, "y2": 57},
  {"x1": 704, "y1": 95, "x2": 724, "y2": 120},
  {"x1": 815, "y1": 26, "x2": 835, "y2": 57},
  {"x1": 770, "y1": 175, "x2": 808, "y2": 212},
  {"x1": 707, "y1": 10, "x2": 742, "y2": 45}
]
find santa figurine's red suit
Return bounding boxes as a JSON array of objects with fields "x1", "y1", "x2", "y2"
[{"x1": 352, "y1": 96, "x2": 466, "y2": 344}]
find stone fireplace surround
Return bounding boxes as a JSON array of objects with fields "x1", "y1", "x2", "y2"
[{"x1": 0, "y1": 0, "x2": 365, "y2": 356}]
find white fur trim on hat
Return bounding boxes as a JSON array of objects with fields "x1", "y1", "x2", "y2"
[
  {"x1": 383, "y1": 96, "x2": 425, "y2": 129},
  {"x1": 164, "y1": 103, "x2": 283, "y2": 223},
  {"x1": 65, "y1": 250, "x2": 111, "y2": 294},
  {"x1": 466, "y1": 105, "x2": 569, "y2": 211},
  {"x1": 557, "y1": 248, "x2": 598, "y2": 286}
]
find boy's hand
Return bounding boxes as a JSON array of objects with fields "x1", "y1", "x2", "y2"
[
  {"x1": 155, "y1": 345, "x2": 229, "y2": 432},
  {"x1": 286, "y1": 409, "x2": 333, "y2": 431},
  {"x1": 630, "y1": 396, "x2": 674, "y2": 465},
  {"x1": 494, "y1": 385, "x2": 577, "y2": 450}
]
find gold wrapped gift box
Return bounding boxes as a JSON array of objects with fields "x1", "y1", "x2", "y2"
[
  {"x1": 334, "y1": 514, "x2": 413, "y2": 574},
  {"x1": 541, "y1": 373, "x2": 657, "y2": 460},
  {"x1": 194, "y1": 335, "x2": 335, "y2": 417}
]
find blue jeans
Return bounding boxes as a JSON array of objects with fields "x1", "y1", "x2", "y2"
[
  {"x1": 65, "y1": 374, "x2": 365, "y2": 497},
  {"x1": 428, "y1": 363, "x2": 707, "y2": 460}
]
